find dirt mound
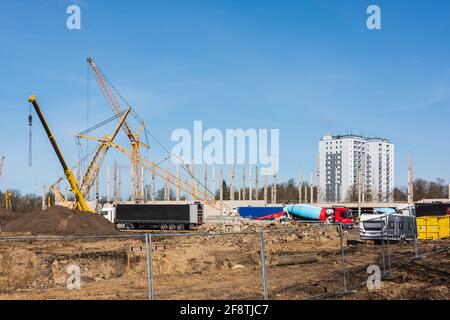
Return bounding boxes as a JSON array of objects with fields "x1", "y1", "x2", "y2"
[
  {"x1": 0, "y1": 206, "x2": 119, "y2": 236},
  {"x1": 0, "y1": 207, "x2": 17, "y2": 224}
]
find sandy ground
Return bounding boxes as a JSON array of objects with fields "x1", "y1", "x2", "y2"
[{"x1": 0, "y1": 226, "x2": 448, "y2": 300}]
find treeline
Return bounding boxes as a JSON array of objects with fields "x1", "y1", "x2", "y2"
[
  {"x1": 145, "y1": 179, "x2": 319, "y2": 203},
  {"x1": 394, "y1": 178, "x2": 449, "y2": 201},
  {"x1": 151, "y1": 178, "x2": 448, "y2": 203},
  {"x1": 0, "y1": 190, "x2": 42, "y2": 212},
  {"x1": 2, "y1": 178, "x2": 448, "y2": 213}
]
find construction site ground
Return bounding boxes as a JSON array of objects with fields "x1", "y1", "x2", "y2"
[{"x1": 0, "y1": 215, "x2": 448, "y2": 300}]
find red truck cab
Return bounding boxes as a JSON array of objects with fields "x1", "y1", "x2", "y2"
[{"x1": 331, "y1": 207, "x2": 354, "y2": 229}]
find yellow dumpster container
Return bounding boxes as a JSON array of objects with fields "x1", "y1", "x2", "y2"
[{"x1": 417, "y1": 216, "x2": 449, "y2": 240}]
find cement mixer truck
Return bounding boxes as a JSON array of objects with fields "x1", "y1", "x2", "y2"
[{"x1": 284, "y1": 204, "x2": 354, "y2": 229}]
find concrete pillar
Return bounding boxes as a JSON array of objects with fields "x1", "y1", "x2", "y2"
[
  {"x1": 408, "y1": 152, "x2": 414, "y2": 205},
  {"x1": 255, "y1": 166, "x2": 259, "y2": 201},
  {"x1": 212, "y1": 162, "x2": 216, "y2": 201},
  {"x1": 151, "y1": 166, "x2": 155, "y2": 201},
  {"x1": 107, "y1": 166, "x2": 110, "y2": 203},
  {"x1": 263, "y1": 174, "x2": 268, "y2": 203},
  {"x1": 273, "y1": 173, "x2": 277, "y2": 204},
  {"x1": 230, "y1": 164, "x2": 235, "y2": 201},
  {"x1": 220, "y1": 164, "x2": 223, "y2": 202},
  {"x1": 176, "y1": 165, "x2": 180, "y2": 201},
  {"x1": 249, "y1": 164, "x2": 253, "y2": 201},
  {"x1": 317, "y1": 155, "x2": 321, "y2": 203},
  {"x1": 118, "y1": 165, "x2": 121, "y2": 201},
  {"x1": 242, "y1": 162, "x2": 246, "y2": 201},
  {"x1": 298, "y1": 169, "x2": 302, "y2": 204},
  {"x1": 304, "y1": 184, "x2": 308, "y2": 204},
  {"x1": 113, "y1": 161, "x2": 117, "y2": 202},
  {"x1": 204, "y1": 163, "x2": 208, "y2": 198},
  {"x1": 141, "y1": 166, "x2": 145, "y2": 201}
]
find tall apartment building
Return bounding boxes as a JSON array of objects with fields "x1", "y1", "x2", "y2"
[{"x1": 318, "y1": 134, "x2": 394, "y2": 203}]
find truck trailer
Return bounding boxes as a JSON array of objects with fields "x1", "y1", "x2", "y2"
[{"x1": 100, "y1": 202, "x2": 204, "y2": 230}]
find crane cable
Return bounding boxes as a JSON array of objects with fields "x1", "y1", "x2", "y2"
[
  {"x1": 88, "y1": 60, "x2": 220, "y2": 203},
  {"x1": 28, "y1": 102, "x2": 32, "y2": 167},
  {"x1": 77, "y1": 110, "x2": 128, "y2": 136}
]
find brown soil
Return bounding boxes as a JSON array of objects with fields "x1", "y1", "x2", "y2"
[
  {"x1": 0, "y1": 225, "x2": 447, "y2": 300},
  {"x1": 0, "y1": 206, "x2": 119, "y2": 236}
]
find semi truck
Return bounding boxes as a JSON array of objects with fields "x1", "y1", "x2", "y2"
[{"x1": 100, "y1": 202, "x2": 204, "y2": 230}]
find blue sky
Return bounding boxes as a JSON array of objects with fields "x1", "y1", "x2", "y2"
[{"x1": 0, "y1": 0, "x2": 449, "y2": 196}]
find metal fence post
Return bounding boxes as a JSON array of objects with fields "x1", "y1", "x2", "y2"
[
  {"x1": 259, "y1": 231, "x2": 269, "y2": 300},
  {"x1": 411, "y1": 206, "x2": 419, "y2": 258},
  {"x1": 380, "y1": 217, "x2": 386, "y2": 277},
  {"x1": 145, "y1": 233, "x2": 154, "y2": 300},
  {"x1": 149, "y1": 234, "x2": 155, "y2": 300},
  {"x1": 338, "y1": 223, "x2": 347, "y2": 293},
  {"x1": 386, "y1": 224, "x2": 391, "y2": 273}
]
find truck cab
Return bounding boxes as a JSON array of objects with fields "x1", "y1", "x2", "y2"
[
  {"x1": 360, "y1": 209, "x2": 417, "y2": 242},
  {"x1": 100, "y1": 203, "x2": 115, "y2": 223},
  {"x1": 330, "y1": 207, "x2": 354, "y2": 229}
]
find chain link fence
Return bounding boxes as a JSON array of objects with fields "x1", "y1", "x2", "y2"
[
  {"x1": 0, "y1": 223, "x2": 448, "y2": 300},
  {"x1": 262, "y1": 223, "x2": 346, "y2": 300},
  {"x1": 148, "y1": 232, "x2": 263, "y2": 300}
]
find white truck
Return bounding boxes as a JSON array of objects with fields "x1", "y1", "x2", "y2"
[{"x1": 359, "y1": 207, "x2": 417, "y2": 242}]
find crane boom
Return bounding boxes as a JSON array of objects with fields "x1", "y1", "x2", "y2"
[
  {"x1": 28, "y1": 95, "x2": 91, "y2": 212},
  {"x1": 86, "y1": 57, "x2": 135, "y2": 141},
  {"x1": 108, "y1": 141, "x2": 231, "y2": 213},
  {"x1": 86, "y1": 56, "x2": 146, "y2": 201},
  {"x1": 78, "y1": 108, "x2": 131, "y2": 199}
]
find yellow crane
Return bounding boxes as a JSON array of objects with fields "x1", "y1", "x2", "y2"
[
  {"x1": 28, "y1": 95, "x2": 91, "y2": 212},
  {"x1": 76, "y1": 107, "x2": 131, "y2": 199},
  {"x1": 50, "y1": 108, "x2": 131, "y2": 208},
  {"x1": 86, "y1": 57, "x2": 230, "y2": 213},
  {"x1": 102, "y1": 140, "x2": 228, "y2": 212}
]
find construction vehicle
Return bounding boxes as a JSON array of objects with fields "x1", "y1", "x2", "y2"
[
  {"x1": 5, "y1": 191, "x2": 12, "y2": 211},
  {"x1": 87, "y1": 57, "x2": 149, "y2": 202},
  {"x1": 359, "y1": 209, "x2": 417, "y2": 242},
  {"x1": 28, "y1": 95, "x2": 92, "y2": 212},
  {"x1": 285, "y1": 204, "x2": 354, "y2": 229},
  {"x1": 76, "y1": 107, "x2": 131, "y2": 199},
  {"x1": 100, "y1": 202, "x2": 204, "y2": 230},
  {"x1": 87, "y1": 57, "x2": 231, "y2": 214},
  {"x1": 107, "y1": 141, "x2": 226, "y2": 212},
  {"x1": 49, "y1": 108, "x2": 131, "y2": 210}
]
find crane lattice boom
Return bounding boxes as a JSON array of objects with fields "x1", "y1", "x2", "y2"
[{"x1": 87, "y1": 56, "x2": 145, "y2": 201}]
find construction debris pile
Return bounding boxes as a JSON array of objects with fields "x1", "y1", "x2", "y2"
[
  {"x1": 199, "y1": 219, "x2": 337, "y2": 234},
  {"x1": 0, "y1": 206, "x2": 119, "y2": 236}
]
